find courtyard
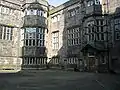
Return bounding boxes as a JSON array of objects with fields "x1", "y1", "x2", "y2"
[{"x1": 0, "y1": 70, "x2": 120, "y2": 90}]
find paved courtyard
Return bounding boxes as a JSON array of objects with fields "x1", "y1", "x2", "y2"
[{"x1": 0, "y1": 70, "x2": 120, "y2": 90}]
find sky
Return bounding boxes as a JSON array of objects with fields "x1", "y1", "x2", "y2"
[
  {"x1": 48, "y1": 0, "x2": 102, "y2": 6},
  {"x1": 48, "y1": 0, "x2": 69, "y2": 6}
]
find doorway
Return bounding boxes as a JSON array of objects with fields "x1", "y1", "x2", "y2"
[{"x1": 88, "y1": 57, "x2": 96, "y2": 72}]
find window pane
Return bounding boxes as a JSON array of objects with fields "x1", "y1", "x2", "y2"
[
  {"x1": 38, "y1": 28, "x2": 43, "y2": 33},
  {"x1": 40, "y1": 34, "x2": 42, "y2": 39},
  {"x1": 33, "y1": 40, "x2": 35, "y2": 46},
  {"x1": 115, "y1": 25, "x2": 119, "y2": 31},
  {"x1": 3, "y1": 27, "x2": 6, "y2": 40},
  {"x1": 26, "y1": 40, "x2": 28, "y2": 46},
  {"x1": 52, "y1": 32, "x2": 59, "y2": 49},
  {"x1": 26, "y1": 28, "x2": 36, "y2": 33},
  {"x1": 116, "y1": 32, "x2": 120, "y2": 40},
  {"x1": 101, "y1": 27, "x2": 103, "y2": 32},
  {"x1": 0, "y1": 26, "x2": 2, "y2": 39},
  {"x1": 101, "y1": 33, "x2": 104, "y2": 40}
]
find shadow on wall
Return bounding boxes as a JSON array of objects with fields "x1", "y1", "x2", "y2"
[
  {"x1": 48, "y1": 1, "x2": 120, "y2": 73},
  {"x1": 55, "y1": 0, "x2": 82, "y2": 70},
  {"x1": 110, "y1": 7, "x2": 120, "y2": 73}
]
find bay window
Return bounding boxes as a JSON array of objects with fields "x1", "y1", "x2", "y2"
[{"x1": 24, "y1": 27, "x2": 45, "y2": 47}]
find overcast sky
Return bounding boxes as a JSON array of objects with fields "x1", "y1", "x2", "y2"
[{"x1": 48, "y1": 0, "x2": 102, "y2": 6}]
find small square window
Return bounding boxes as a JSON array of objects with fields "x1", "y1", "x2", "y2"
[
  {"x1": 88, "y1": 52, "x2": 95, "y2": 57},
  {"x1": 115, "y1": 32, "x2": 120, "y2": 40},
  {"x1": 115, "y1": 25, "x2": 119, "y2": 31}
]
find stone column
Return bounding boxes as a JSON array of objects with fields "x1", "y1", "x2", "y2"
[
  {"x1": 32, "y1": 58, "x2": 34, "y2": 65},
  {"x1": 28, "y1": 58, "x2": 30, "y2": 65}
]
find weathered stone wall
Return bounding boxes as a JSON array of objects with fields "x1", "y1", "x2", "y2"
[
  {"x1": 22, "y1": 0, "x2": 48, "y2": 17},
  {"x1": 23, "y1": 15, "x2": 46, "y2": 27},
  {"x1": 102, "y1": 0, "x2": 120, "y2": 14},
  {"x1": 23, "y1": 0, "x2": 48, "y2": 6},
  {"x1": 0, "y1": 0, "x2": 22, "y2": 70},
  {"x1": 48, "y1": 10, "x2": 65, "y2": 61},
  {"x1": 0, "y1": 28, "x2": 22, "y2": 70},
  {"x1": 48, "y1": 0, "x2": 82, "y2": 64}
]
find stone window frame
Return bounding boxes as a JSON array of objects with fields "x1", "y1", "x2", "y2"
[
  {"x1": 52, "y1": 31, "x2": 59, "y2": 50},
  {"x1": 95, "y1": 0, "x2": 100, "y2": 5},
  {"x1": 114, "y1": 18, "x2": 120, "y2": 25},
  {"x1": 51, "y1": 57, "x2": 59, "y2": 64},
  {"x1": 87, "y1": 0, "x2": 94, "y2": 7},
  {"x1": 0, "y1": 26, "x2": 13, "y2": 40},
  {"x1": 67, "y1": 27, "x2": 80, "y2": 46},
  {"x1": 87, "y1": 19, "x2": 106, "y2": 41},
  {"x1": 88, "y1": 52, "x2": 95, "y2": 57},
  {"x1": 114, "y1": 19, "x2": 120, "y2": 40},
  {"x1": 26, "y1": 9, "x2": 44, "y2": 16},
  {"x1": 94, "y1": 19, "x2": 106, "y2": 41},
  {"x1": 86, "y1": 21, "x2": 95, "y2": 42},
  {"x1": 24, "y1": 27, "x2": 45, "y2": 47},
  {"x1": 115, "y1": 24, "x2": 120, "y2": 31},
  {"x1": 51, "y1": 14, "x2": 61, "y2": 23},
  {"x1": 87, "y1": 0, "x2": 100, "y2": 7},
  {"x1": 115, "y1": 31, "x2": 120, "y2": 40},
  {"x1": 68, "y1": 57, "x2": 78, "y2": 64},
  {"x1": 67, "y1": 7, "x2": 80, "y2": 18}
]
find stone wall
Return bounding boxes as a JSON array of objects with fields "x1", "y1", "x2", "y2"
[
  {"x1": 0, "y1": 0, "x2": 22, "y2": 70},
  {"x1": 48, "y1": 0, "x2": 82, "y2": 64}
]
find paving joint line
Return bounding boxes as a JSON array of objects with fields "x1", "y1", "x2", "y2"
[{"x1": 95, "y1": 80, "x2": 105, "y2": 88}]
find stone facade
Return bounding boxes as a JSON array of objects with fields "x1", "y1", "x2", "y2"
[
  {"x1": 21, "y1": 0, "x2": 48, "y2": 69},
  {"x1": 48, "y1": 0, "x2": 82, "y2": 68},
  {"x1": 102, "y1": 0, "x2": 120, "y2": 14},
  {"x1": 109, "y1": 8, "x2": 120, "y2": 73},
  {"x1": 102, "y1": 0, "x2": 120, "y2": 73},
  {"x1": 47, "y1": 0, "x2": 120, "y2": 73},
  {"x1": 48, "y1": 0, "x2": 109, "y2": 71},
  {"x1": 0, "y1": 0, "x2": 22, "y2": 70},
  {"x1": 0, "y1": 0, "x2": 120, "y2": 73}
]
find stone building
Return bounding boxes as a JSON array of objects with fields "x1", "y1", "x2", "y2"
[
  {"x1": 0, "y1": 0, "x2": 119, "y2": 72},
  {"x1": 102, "y1": 0, "x2": 120, "y2": 14},
  {"x1": 105, "y1": 0, "x2": 120, "y2": 73},
  {"x1": 21, "y1": 0, "x2": 49, "y2": 69},
  {"x1": 48, "y1": 0, "x2": 110, "y2": 72},
  {"x1": 47, "y1": 0, "x2": 120, "y2": 73},
  {"x1": 101, "y1": 0, "x2": 120, "y2": 73},
  {"x1": 110, "y1": 9, "x2": 120, "y2": 73},
  {"x1": 0, "y1": 0, "x2": 22, "y2": 71},
  {"x1": 80, "y1": 0, "x2": 108, "y2": 72},
  {"x1": 48, "y1": 0, "x2": 82, "y2": 69},
  {"x1": 0, "y1": 0, "x2": 49, "y2": 70}
]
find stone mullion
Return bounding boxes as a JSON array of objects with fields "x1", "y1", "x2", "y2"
[
  {"x1": 31, "y1": 58, "x2": 34, "y2": 65},
  {"x1": 28, "y1": 58, "x2": 30, "y2": 65}
]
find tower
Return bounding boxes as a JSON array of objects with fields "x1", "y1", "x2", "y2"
[
  {"x1": 85, "y1": 0, "x2": 102, "y2": 15},
  {"x1": 21, "y1": 0, "x2": 48, "y2": 69}
]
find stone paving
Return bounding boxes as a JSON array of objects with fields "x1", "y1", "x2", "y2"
[{"x1": 0, "y1": 70, "x2": 120, "y2": 90}]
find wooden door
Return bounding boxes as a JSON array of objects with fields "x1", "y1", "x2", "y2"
[{"x1": 88, "y1": 57, "x2": 96, "y2": 72}]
